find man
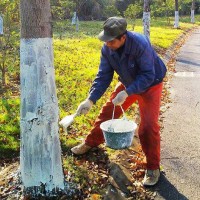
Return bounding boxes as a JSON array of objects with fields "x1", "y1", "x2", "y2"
[{"x1": 71, "y1": 17, "x2": 167, "y2": 186}]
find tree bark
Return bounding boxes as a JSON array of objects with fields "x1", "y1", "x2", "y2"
[
  {"x1": 143, "y1": 0, "x2": 150, "y2": 38},
  {"x1": 174, "y1": 0, "x2": 179, "y2": 28},
  {"x1": 1, "y1": 63, "x2": 6, "y2": 86},
  {"x1": 20, "y1": 0, "x2": 52, "y2": 38},
  {"x1": 20, "y1": 0, "x2": 64, "y2": 196}
]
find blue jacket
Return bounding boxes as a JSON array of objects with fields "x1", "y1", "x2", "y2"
[{"x1": 89, "y1": 31, "x2": 167, "y2": 103}]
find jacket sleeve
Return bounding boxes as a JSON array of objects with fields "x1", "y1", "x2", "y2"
[
  {"x1": 88, "y1": 49, "x2": 114, "y2": 103},
  {"x1": 126, "y1": 39, "x2": 156, "y2": 95}
]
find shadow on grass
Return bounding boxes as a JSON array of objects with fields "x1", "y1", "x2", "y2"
[{"x1": 0, "y1": 146, "x2": 19, "y2": 165}]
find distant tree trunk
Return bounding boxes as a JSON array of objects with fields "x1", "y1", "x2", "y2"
[
  {"x1": 191, "y1": 0, "x2": 195, "y2": 23},
  {"x1": 174, "y1": 0, "x2": 179, "y2": 28},
  {"x1": 20, "y1": 0, "x2": 64, "y2": 196},
  {"x1": 0, "y1": 61, "x2": 6, "y2": 86},
  {"x1": 143, "y1": 0, "x2": 150, "y2": 38}
]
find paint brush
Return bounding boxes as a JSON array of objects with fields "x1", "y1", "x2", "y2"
[{"x1": 59, "y1": 112, "x2": 77, "y2": 131}]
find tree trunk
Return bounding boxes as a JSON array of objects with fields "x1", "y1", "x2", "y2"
[
  {"x1": 0, "y1": 15, "x2": 3, "y2": 35},
  {"x1": 174, "y1": 0, "x2": 179, "y2": 28},
  {"x1": 20, "y1": 0, "x2": 64, "y2": 196},
  {"x1": 1, "y1": 63, "x2": 6, "y2": 86},
  {"x1": 143, "y1": 0, "x2": 150, "y2": 38},
  {"x1": 191, "y1": 0, "x2": 195, "y2": 23}
]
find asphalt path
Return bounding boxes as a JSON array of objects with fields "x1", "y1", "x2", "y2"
[{"x1": 154, "y1": 27, "x2": 200, "y2": 200}]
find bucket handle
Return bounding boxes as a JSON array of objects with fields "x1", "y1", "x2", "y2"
[
  {"x1": 120, "y1": 105, "x2": 127, "y2": 120},
  {"x1": 109, "y1": 105, "x2": 127, "y2": 132},
  {"x1": 111, "y1": 105, "x2": 127, "y2": 120}
]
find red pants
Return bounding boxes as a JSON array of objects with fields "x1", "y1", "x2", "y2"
[{"x1": 85, "y1": 82, "x2": 163, "y2": 170}]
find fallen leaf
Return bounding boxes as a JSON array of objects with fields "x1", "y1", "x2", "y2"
[{"x1": 90, "y1": 193, "x2": 101, "y2": 200}]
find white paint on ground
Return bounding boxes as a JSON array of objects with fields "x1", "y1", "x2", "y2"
[{"x1": 20, "y1": 38, "x2": 64, "y2": 193}]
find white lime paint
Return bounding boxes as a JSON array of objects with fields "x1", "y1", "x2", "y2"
[
  {"x1": 0, "y1": 16, "x2": 3, "y2": 35},
  {"x1": 143, "y1": 12, "x2": 150, "y2": 38},
  {"x1": 20, "y1": 38, "x2": 64, "y2": 193},
  {"x1": 100, "y1": 119, "x2": 137, "y2": 133},
  {"x1": 174, "y1": 11, "x2": 179, "y2": 28},
  {"x1": 191, "y1": 10, "x2": 195, "y2": 23}
]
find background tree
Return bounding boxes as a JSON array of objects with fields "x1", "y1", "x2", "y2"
[
  {"x1": 163, "y1": 0, "x2": 174, "y2": 25},
  {"x1": 49, "y1": 0, "x2": 200, "y2": 22},
  {"x1": 20, "y1": 0, "x2": 64, "y2": 196},
  {"x1": 151, "y1": 0, "x2": 173, "y2": 18},
  {"x1": 0, "y1": 0, "x2": 19, "y2": 89},
  {"x1": 143, "y1": 0, "x2": 151, "y2": 37},
  {"x1": 103, "y1": 5, "x2": 121, "y2": 18},
  {"x1": 115, "y1": 0, "x2": 129, "y2": 16},
  {"x1": 191, "y1": 0, "x2": 195, "y2": 23},
  {"x1": 174, "y1": 0, "x2": 179, "y2": 28},
  {"x1": 124, "y1": 3, "x2": 142, "y2": 29},
  {"x1": 50, "y1": 0, "x2": 75, "y2": 20}
]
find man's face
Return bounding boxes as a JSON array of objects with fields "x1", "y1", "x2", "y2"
[{"x1": 105, "y1": 35, "x2": 126, "y2": 50}]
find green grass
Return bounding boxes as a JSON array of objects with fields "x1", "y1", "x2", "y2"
[
  {"x1": 0, "y1": 15, "x2": 199, "y2": 160},
  {"x1": 0, "y1": 98, "x2": 20, "y2": 158},
  {"x1": 53, "y1": 15, "x2": 200, "y2": 49}
]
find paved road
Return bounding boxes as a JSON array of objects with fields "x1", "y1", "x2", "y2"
[{"x1": 154, "y1": 28, "x2": 200, "y2": 200}]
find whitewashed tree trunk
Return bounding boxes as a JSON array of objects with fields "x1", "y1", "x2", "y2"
[
  {"x1": 191, "y1": 0, "x2": 195, "y2": 23},
  {"x1": 143, "y1": 0, "x2": 150, "y2": 38},
  {"x1": 191, "y1": 10, "x2": 195, "y2": 23},
  {"x1": 20, "y1": 0, "x2": 64, "y2": 195},
  {"x1": 174, "y1": 11, "x2": 179, "y2": 28},
  {"x1": 0, "y1": 16, "x2": 3, "y2": 35},
  {"x1": 174, "y1": 0, "x2": 179, "y2": 28},
  {"x1": 143, "y1": 12, "x2": 150, "y2": 38}
]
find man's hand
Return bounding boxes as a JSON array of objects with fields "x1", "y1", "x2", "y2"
[
  {"x1": 112, "y1": 90, "x2": 128, "y2": 105},
  {"x1": 76, "y1": 99, "x2": 93, "y2": 115}
]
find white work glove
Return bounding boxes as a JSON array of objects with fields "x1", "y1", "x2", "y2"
[
  {"x1": 112, "y1": 90, "x2": 128, "y2": 105},
  {"x1": 76, "y1": 99, "x2": 93, "y2": 115}
]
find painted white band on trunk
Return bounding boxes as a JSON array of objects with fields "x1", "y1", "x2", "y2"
[
  {"x1": 20, "y1": 38, "x2": 64, "y2": 192},
  {"x1": 174, "y1": 11, "x2": 179, "y2": 28},
  {"x1": 191, "y1": 10, "x2": 195, "y2": 23},
  {"x1": 143, "y1": 11, "x2": 150, "y2": 38},
  {"x1": 0, "y1": 16, "x2": 3, "y2": 35}
]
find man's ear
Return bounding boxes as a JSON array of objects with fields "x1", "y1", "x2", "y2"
[{"x1": 122, "y1": 34, "x2": 126, "y2": 42}]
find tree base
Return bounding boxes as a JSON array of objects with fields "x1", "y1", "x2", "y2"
[{"x1": 23, "y1": 182, "x2": 82, "y2": 200}]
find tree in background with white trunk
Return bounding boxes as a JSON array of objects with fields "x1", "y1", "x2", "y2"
[
  {"x1": 20, "y1": 0, "x2": 64, "y2": 196},
  {"x1": 191, "y1": 0, "x2": 195, "y2": 23},
  {"x1": 143, "y1": 0, "x2": 151, "y2": 38},
  {"x1": 174, "y1": 0, "x2": 179, "y2": 28}
]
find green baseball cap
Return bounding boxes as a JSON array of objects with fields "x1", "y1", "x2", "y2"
[{"x1": 98, "y1": 17, "x2": 127, "y2": 42}]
